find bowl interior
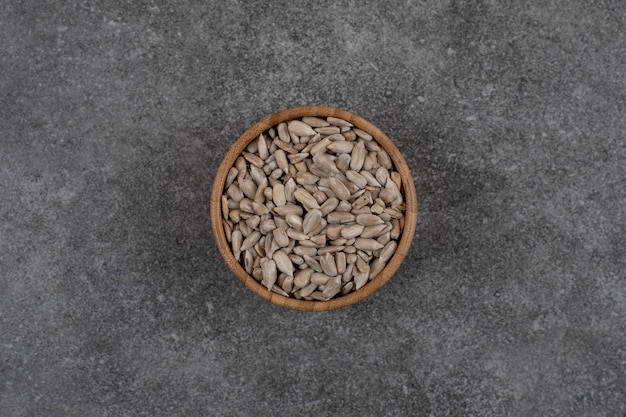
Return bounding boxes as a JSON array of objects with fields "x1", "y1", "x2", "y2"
[{"x1": 210, "y1": 106, "x2": 417, "y2": 311}]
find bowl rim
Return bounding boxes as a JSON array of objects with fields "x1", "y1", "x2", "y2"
[{"x1": 210, "y1": 106, "x2": 418, "y2": 311}]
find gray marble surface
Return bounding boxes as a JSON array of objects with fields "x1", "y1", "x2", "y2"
[{"x1": 1, "y1": 1, "x2": 625, "y2": 416}]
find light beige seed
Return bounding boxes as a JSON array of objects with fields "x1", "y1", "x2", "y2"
[
  {"x1": 377, "y1": 149, "x2": 393, "y2": 169},
  {"x1": 231, "y1": 230, "x2": 243, "y2": 260},
  {"x1": 228, "y1": 209, "x2": 241, "y2": 223},
  {"x1": 342, "y1": 262, "x2": 355, "y2": 282},
  {"x1": 240, "y1": 231, "x2": 261, "y2": 251},
  {"x1": 363, "y1": 153, "x2": 376, "y2": 171},
  {"x1": 335, "y1": 200, "x2": 352, "y2": 212},
  {"x1": 311, "y1": 272, "x2": 331, "y2": 285},
  {"x1": 302, "y1": 116, "x2": 329, "y2": 127},
  {"x1": 360, "y1": 171, "x2": 382, "y2": 187},
  {"x1": 390, "y1": 171, "x2": 402, "y2": 189},
  {"x1": 226, "y1": 183, "x2": 244, "y2": 202},
  {"x1": 295, "y1": 171, "x2": 319, "y2": 185},
  {"x1": 242, "y1": 152, "x2": 264, "y2": 168},
  {"x1": 350, "y1": 141, "x2": 366, "y2": 171},
  {"x1": 335, "y1": 153, "x2": 351, "y2": 172},
  {"x1": 272, "y1": 183, "x2": 286, "y2": 206},
  {"x1": 342, "y1": 130, "x2": 356, "y2": 141},
  {"x1": 299, "y1": 282, "x2": 318, "y2": 297},
  {"x1": 360, "y1": 224, "x2": 387, "y2": 239},
  {"x1": 353, "y1": 128, "x2": 372, "y2": 140},
  {"x1": 223, "y1": 219, "x2": 232, "y2": 242},
  {"x1": 221, "y1": 195, "x2": 229, "y2": 220},
  {"x1": 261, "y1": 258, "x2": 277, "y2": 290},
  {"x1": 330, "y1": 238, "x2": 347, "y2": 246},
  {"x1": 341, "y1": 224, "x2": 364, "y2": 239},
  {"x1": 328, "y1": 177, "x2": 351, "y2": 201},
  {"x1": 285, "y1": 213, "x2": 303, "y2": 231},
  {"x1": 391, "y1": 219, "x2": 401, "y2": 239},
  {"x1": 287, "y1": 152, "x2": 310, "y2": 164},
  {"x1": 281, "y1": 275, "x2": 294, "y2": 293},
  {"x1": 375, "y1": 167, "x2": 389, "y2": 187},
  {"x1": 341, "y1": 281, "x2": 354, "y2": 295},
  {"x1": 356, "y1": 213, "x2": 384, "y2": 226},
  {"x1": 327, "y1": 141, "x2": 354, "y2": 154},
  {"x1": 294, "y1": 268, "x2": 314, "y2": 288},
  {"x1": 303, "y1": 255, "x2": 323, "y2": 273},
  {"x1": 325, "y1": 224, "x2": 344, "y2": 240},
  {"x1": 310, "y1": 234, "x2": 326, "y2": 246},
  {"x1": 327, "y1": 116, "x2": 353, "y2": 127},
  {"x1": 243, "y1": 249, "x2": 255, "y2": 273},
  {"x1": 309, "y1": 137, "x2": 331, "y2": 155},
  {"x1": 271, "y1": 284, "x2": 289, "y2": 297},
  {"x1": 288, "y1": 120, "x2": 317, "y2": 137},
  {"x1": 259, "y1": 219, "x2": 276, "y2": 235},
  {"x1": 277, "y1": 122, "x2": 290, "y2": 142},
  {"x1": 335, "y1": 252, "x2": 346, "y2": 274},
  {"x1": 345, "y1": 170, "x2": 368, "y2": 189},
  {"x1": 354, "y1": 238, "x2": 384, "y2": 251},
  {"x1": 312, "y1": 153, "x2": 339, "y2": 173},
  {"x1": 235, "y1": 157, "x2": 247, "y2": 182},
  {"x1": 352, "y1": 191, "x2": 373, "y2": 210},
  {"x1": 274, "y1": 149, "x2": 288, "y2": 174},
  {"x1": 294, "y1": 188, "x2": 320, "y2": 210},
  {"x1": 322, "y1": 276, "x2": 342, "y2": 299},
  {"x1": 320, "y1": 253, "x2": 338, "y2": 276},
  {"x1": 293, "y1": 246, "x2": 317, "y2": 257},
  {"x1": 309, "y1": 291, "x2": 326, "y2": 301},
  {"x1": 238, "y1": 198, "x2": 254, "y2": 213},
  {"x1": 354, "y1": 271, "x2": 369, "y2": 290},
  {"x1": 246, "y1": 215, "x2": 261, "y2": 230},
  {"x1": 226, "y1": 167, "x2": 239, "y2": 187},
  {"x1": 327, "y1": 211, "x2": 356, "y2": 224},
  {"x1": 272, "y1": 227, "x2": 290, "y2": 247},
  {"x1": 369, "y1": 259, "x2": 386, "y2": 279},
  {"x1": 302, "y1": 209, "x2": 323, "y2": 235},
  {"x1": 273, "y1": 250, "x2": 294, "y2": 276},
  {"x1": 356, "y1": 256, "x2": 370, "y2": 273},
  {"x1": 257, "y1": 133, "x2": 269, "y2": 160},
  {"x1": 379, "y1": 240, "x2": 397, "y2": 263},
  {"x1": 319, "y1": 197, "x2": 339, "y2": 216},
  {"x1": 317, "y1": 245, "x2": 345, "y2": 254},
  {"x1": 314, "y1": 126, "x2": 341, "y2": 134},
  {"x1": 273, "y1": 203, "x2": 303, "y2": 217},
  {"x1": 249, "y1": 164, "x2": 266, "y2": 185},
  {"x1": 252, "y1": 202, "x2": 270, "y2": 215},
  {"x1": 286, "y1": 228, "x2": 309, "y2": 241}
]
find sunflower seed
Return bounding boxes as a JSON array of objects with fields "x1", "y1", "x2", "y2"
[
  {"x1": 273, "y1": 250, "x2": 293, "y2": 276},
  {"x1": 302, "y1": 116, "x2": 329, "y2": 127},
  {"x1": 328, "y1": 177, "x2": 351, "y2": 201},
  {"x1": 350, "y1": 141, "x2": 366, "y2": 171},
  {"x1": 311, "y1": 272, "x2": 331, "y2": 285},
  {"x1": 341, "y1": 224, "x2": 364, "y2": 239},
  {"x1": 288, "y1": 120, "x2": 317, "y2": 137},
  {"x1": 354, "y1": 238, "x2": 385, "y2": 251},
  {"x1": 327, "y1": 116, "x2": 353, "y2": 127},
  {"x1": 320, "y1": 253, "x2": 338, "y2": 276},
  {"x1": 277, "y1": 122, "x2": 290, "y2": 143},
  {"x1": 327, "y1": 141, "x2": 354, "y2": 154},
  {"x1": 302, "y1": 209, "x2": 323, "y2": 235},
  {"x1": 294, "y1": 268, "x2": 314, "y2": 288},
  {"x1": 356, "y1": 213, "x2": 383, "y2": 226},
  {"x1": 261, "y1": 258, "x2": 277, "y2": 290},
  {"x1": 240, "y1": 231, "x2": 261, "y2": 251},
  {"x1": 294, "y1": 188, "x2": 320, "y2": 210},
  {"x1": 322, "y1": 276, "x2": 342, "y2": 299}
]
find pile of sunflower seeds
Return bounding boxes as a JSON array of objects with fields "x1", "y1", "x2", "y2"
[{"x1": 221, "y1": 116, "x2": 405, "y2": 301}]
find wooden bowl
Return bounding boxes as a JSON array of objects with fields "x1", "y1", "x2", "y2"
[{"x1": 210, "y1": 106, "x2": 418, "y2": 311}]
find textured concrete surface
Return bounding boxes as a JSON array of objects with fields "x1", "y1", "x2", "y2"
[{"x1": 1, "y1": 1, "x2": 625, "y2": 416}]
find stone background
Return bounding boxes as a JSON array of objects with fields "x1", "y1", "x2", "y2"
[{"x1": 1, "y1": 1, "x2": 624, "y2": 416}]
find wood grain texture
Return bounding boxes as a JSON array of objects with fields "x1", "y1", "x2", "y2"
[{"x1": 210, "y1": 106, "x2": 418, "y2": 311}]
